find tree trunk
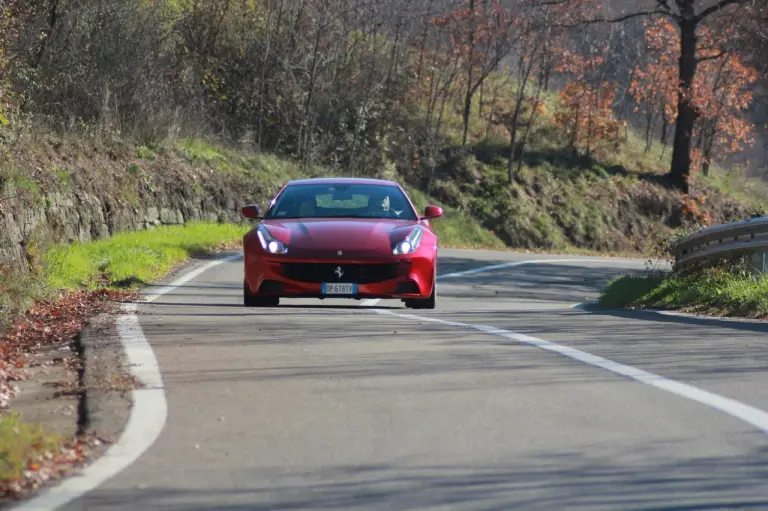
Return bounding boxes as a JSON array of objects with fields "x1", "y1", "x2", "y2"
[
  {"x1": 701, "y1": 138, "x2": 713, "y2": 176},
  {"x1": 461, "y1": 0, "x2": 476, "y2": 147},
  {"x1": 257, "y1": 0, "x2": 278, "y2": 149},
  {"x1": 517, "y1": 81, "x2": 545, "y2": 174},
  {"x1": 386, "y1": 18, "x2": 402, "y2": 96},
  {"x1": 416, "y1": 0, "x2": 434, "y2": 83},
  {"x1": 485, "y1": 83, "x2": 497, "y2": 141},
  {"x1": 478, "y1": 81, "x2": 484, "y2": 122},
  {"x1": 645, "y1": 106, "x2": 655, "y2": 153},
  {"x1": 34, "y1": 0, "x2": 60, "y2": 67},
  {"x1": 424, "y1": 39, "x2": 445, "y2": 132},
  {"x1": 507, "y1": 129, "x2": 516, "y2": 180},
  {"x1": 300, "y1": 11, "x2": 325, "y2": 162},
  {"x1": 506, "y1": 103, "x2": 523, "y2": 182},
  {"x1": 668, "y1": 15, "x2": 698, "y2": 193}
]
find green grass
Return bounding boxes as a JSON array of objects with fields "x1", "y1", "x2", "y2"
[
  {"x1": 598, "y1": 274, "x2": 667, "y2": 308},
  {"x1": 0, "y1": 413, "x2": 62, "y2": 483},
  {"x1": 175, "y1": 138, "x2": 333, "y2": 191},
  {"x1": 405, "y1": 186, "x2": 504, "y2": 249},
  {"x1": 42, "y1": 222, "x2": 249, "y2": 290},
  {"x1": 173, "y1": 137, "x2": 506, "y2": 250},
  {"x1": 598, "y1": 268, "x2": 768, "y2": 318},
  {"x1": 37, "y1": 199, "x2": 500, "y2": 293},
  {"x1": 698, "y1": 170, "x2": 768, "y2": 212},
  {"x1": 178, "y1": 139, "x2": 223, "y2": 163},
  {"x1": 0, "y1": 270, "x2": 46, "y2": 329}
]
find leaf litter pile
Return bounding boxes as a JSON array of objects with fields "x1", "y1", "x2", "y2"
[{"x1": 0, "y1": 289, "x2": 137, "y2": 499}]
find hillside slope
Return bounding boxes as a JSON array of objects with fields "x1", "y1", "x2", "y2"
[{"x1": 1, "y1": 117, "x2": 762, "y2": 271}]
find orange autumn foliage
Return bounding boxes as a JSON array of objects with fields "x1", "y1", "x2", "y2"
[
  {"x1": 631, "y1": 18, "x2": 758, "y2": 173},
  {"x1": 554, "y1": 51, "x2": 626, "y2": 158}
]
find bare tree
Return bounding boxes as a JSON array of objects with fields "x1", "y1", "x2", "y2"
[{"x1": 586, "y1": 0, "x2": 753, "y2": 192}]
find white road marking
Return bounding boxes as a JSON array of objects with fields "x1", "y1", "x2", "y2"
[
  {"x1": 17, "y1": 253, "x2": 768, "y2": 509},
  {"x1": 372, "y1": 307, "x2": 768, "y2": 435},
  {"x1": 13, "y1": 253, "x2": 242, "y2": 511},
  {"x1": 363, "y1": 259, "x2": 768, "y2": 437},
  {"x1": 438, "y1": 258, "x2": 597, "y2": 279}
]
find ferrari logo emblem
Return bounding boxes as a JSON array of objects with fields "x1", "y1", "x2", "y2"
[{"x1": 334, "y1": 266, "x2": 344, "y2": 279}]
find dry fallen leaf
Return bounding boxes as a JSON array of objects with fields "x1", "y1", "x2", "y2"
[{"x1": 0, "y1": 289, "x2": 137, "y2": 410}]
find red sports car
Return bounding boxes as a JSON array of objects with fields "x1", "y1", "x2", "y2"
[{"x1": 241, "y1": 177, "x2": 442, "y2": 309}]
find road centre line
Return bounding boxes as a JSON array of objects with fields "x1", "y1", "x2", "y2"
[
  {"x1": 364, "y1": 259, "x2": 768, "y2": 437},
  {"x1": 438, "y1": 258, "x2": 598, "y2": 279}
]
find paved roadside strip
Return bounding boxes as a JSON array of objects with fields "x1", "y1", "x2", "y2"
[{"x1": 11, "y1": 255, "x2": 241, "y2": 511}]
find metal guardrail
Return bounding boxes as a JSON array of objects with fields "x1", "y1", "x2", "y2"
[{"x1": 674, "y1": 216, "x2": 768, "y2": 270}]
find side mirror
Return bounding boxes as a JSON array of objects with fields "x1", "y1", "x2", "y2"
[
  {"x1": 422, "y1": 205, "x2": 443, "y2": 220},
  {"x1": 241, "y1": 204, "x2": 261, "y2": 219}
]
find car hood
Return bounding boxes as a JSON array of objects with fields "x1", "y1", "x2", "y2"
[{"x1": 261, "y1": 218, "x2": 421, "y2": 256}]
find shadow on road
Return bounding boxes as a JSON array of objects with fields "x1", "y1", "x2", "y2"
[
  {"x1": 72, "y1": 445, "x2": 768, "y2": 510},
  {"x1": 437, "y1": 257, "x2": 651, "y2": 303},
  {"x1": 140, "y1": 301, "x2": 402, "y2": 311},
  {"x1": 135, "y1": 255, "x2": 649, "y2": 308},
  {"x1": 580, "y1": 305, "x2": 768, "y2": 335}
]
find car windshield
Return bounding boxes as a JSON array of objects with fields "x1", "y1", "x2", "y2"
[{"x1": 265, "y1": 183, "x2": 418, "y2": 221}]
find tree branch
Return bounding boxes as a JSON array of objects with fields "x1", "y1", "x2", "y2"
[
  {"x1": 695, "y1": 0, "x2": 746, "y2": 22},
  {"x1": 696, "y1": 49, "x2": 729, "y2": 62},
  {"x1": 554, "y1": 9, "x2": 673, "y2": 29},
  {"x1": 656, "y1": 0, "x2": 673, "y2": 14}
]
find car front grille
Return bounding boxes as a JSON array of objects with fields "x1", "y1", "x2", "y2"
[{"x1": 280, "y1": 262, "x2": 407, "y2": 284}]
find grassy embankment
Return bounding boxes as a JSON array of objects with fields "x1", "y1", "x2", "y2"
[
  {"x1": 43, "y1": 222, "x2": 249, "y2": 290},
  {"x1": 599, "y1": 267, "x2": 768, "y2": 319}
]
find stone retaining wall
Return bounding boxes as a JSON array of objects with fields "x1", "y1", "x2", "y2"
[{"x1": 0, "y1": 173, "x2": 260, "y2": 272}]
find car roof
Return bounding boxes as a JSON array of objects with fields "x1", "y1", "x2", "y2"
[{"x1": 285, "y1": 177, "x2": 400, "y2": 186}]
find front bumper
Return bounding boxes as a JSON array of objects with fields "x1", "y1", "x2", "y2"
[{"x1": 244, "y1": 253, "x2": 435, "y2": 299}]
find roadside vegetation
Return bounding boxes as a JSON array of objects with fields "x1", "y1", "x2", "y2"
[
  {"x1": 44, "y1": 223, "x2": 249, "y2": 290},
  {"x1": 0, "y1": 414, "x2": 61, "y2": 484},
  {"x1": 600, "y1": 260, "x2": 768, "y2": 319},
  {"x1": 1, "y1": 2, "x2": 767, "y2": 258},
  {"x1": 0, "y1": 413, "x2": 97, "y2": 499}
]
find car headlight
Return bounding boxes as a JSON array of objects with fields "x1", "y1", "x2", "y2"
[
  {"x1": 393, "y1": 226, "x2": 424, "y2": 255},
  {"x1": 256, "y1": 225, "x2": 288, "y2": 254}
]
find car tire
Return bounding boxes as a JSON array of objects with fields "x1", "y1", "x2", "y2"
[
  {"x1": 243, "y1": 281, "x2": 280, "y2": 307},
  {"x1": 405, "y1": 281, "x2": 436, "y2": 310}
]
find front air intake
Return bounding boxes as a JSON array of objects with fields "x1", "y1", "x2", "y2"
[{"x1": 281, "y1": 262, "x2": 407, "y2": 284}]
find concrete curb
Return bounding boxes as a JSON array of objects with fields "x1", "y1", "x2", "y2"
[
  {"x1": 74, "y1": 313, "x2": 133, "y2": 446},
  {"x1": 573, "y1": 301, "x2": 768, "y2": 329}
]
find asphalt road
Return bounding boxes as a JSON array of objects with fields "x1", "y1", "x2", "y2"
[{"x1": 62, "y1": 249, "x2": 768, "y2": 510}]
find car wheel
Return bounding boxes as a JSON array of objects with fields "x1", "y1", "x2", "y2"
[
  {"x1": 405, "y1": 281, "x2": 436, "y2": 310},
  {"x1": 243, "y1": 281, "x2": 280, "y2": 307}
]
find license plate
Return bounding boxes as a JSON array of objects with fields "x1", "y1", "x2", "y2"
[{"x1": 322, "y1": 283, "x2": 357, "y2": 295}]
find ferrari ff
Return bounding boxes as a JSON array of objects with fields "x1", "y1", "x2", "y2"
[{"x1": 241, "y1": 177, "x2": 442, "y2": 309}]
